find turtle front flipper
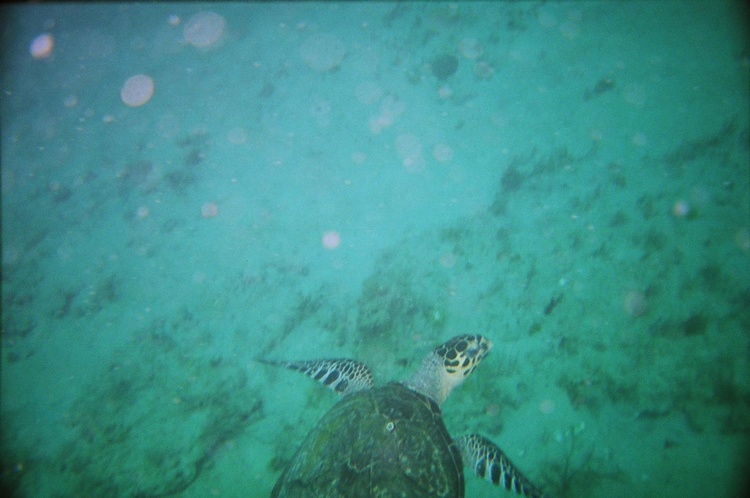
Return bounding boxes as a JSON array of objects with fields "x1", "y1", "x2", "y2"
[
  {"x1": 261, "y1": 359, "x2": 374, "y2": 396},
  {"x1": 456, "y1": 434, "x2": 545, "y2": 498}
]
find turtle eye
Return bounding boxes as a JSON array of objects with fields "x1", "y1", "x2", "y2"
[{"x1": 466, "y1": 342, "x2": 482, "y2": 359}]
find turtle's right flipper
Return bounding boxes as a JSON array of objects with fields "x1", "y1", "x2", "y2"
[
  {"x1": 261, "y1": 359, "x2": 374, "y2": 396},
  {"x1": 456, "y1": 434, "x2": 545, "y2": 498}
]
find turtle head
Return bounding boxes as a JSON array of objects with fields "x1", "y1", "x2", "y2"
[
  {"x1": 436, "y1": 334, "x2": 492, "y2": 380},
  {"x1": 405, "y1": 334, "x2": 492, "y2": 405}
]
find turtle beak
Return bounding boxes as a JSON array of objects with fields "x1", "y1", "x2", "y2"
[{"x1": 468, "y1": 336, "x2": 492, "y2": 359}]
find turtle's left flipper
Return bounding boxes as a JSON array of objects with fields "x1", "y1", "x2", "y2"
[
  {"x1": 260, "y1": 358, "x2": 374, "y2": 396},
  {"x1": 456, "y1": 434, "x2": 545, "y2": 498}
]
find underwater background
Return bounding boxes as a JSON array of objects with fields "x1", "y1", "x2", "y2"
[{"x1": 1, "y1": 2, "x2": 749, "y2": 497}]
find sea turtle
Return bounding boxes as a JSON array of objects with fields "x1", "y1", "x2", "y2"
[{"x1": 263, "y1": 334, "x2": 545, "y2": 498}]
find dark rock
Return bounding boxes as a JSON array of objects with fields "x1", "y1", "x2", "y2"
[{"x1": 431, "y1": 54, "x2": 458, "y2": 80}]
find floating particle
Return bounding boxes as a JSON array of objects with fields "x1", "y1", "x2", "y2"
[
  {"x1": 322, "y1": 230, "x2": 341, "y2": 250},
  {"x1": 30, "y1": 33, "x2": 54, "y2": 59},
  {"x1": 632, "y1": 133, "x2": 648, "y2": 147},
  {"x1": 437, "y1": 85, "x2": 453, "y2": 99},
  {"x1": 355, "y1": 81, "x2": 383, "y2": 105},
  {"x1": 201, "y1": 202, "x2": 219, "y2": 218},
  {"x1": 485, "y1": 403, "x2": 501, "y2": 417},
  {"x1": 395, "y1": 133, "x2": 422, "y2": 161},
  {"x1": 473, "y1": 61, "x2": 494, "y2": 80},
  {"x1": 63, "y1": 95, "x2": 78, "y2": 108},
  {"x1": 539, "y1": 399, "x2": 556, "y2": 414},
  {"x1": 623, "y1": 290, "x2": 648, "y2": 318},
  {"x1": 432, "y1": 143, "x2": 453, "y2": 163},
  {"x1": 121, "y1": 74, "x2": 154, "y2": 107},
  {"x1": 458, "y1": 38, "x2": 483, "y2": 59},
  {"x1": 300, "y1": 33, "x2": 346, "y2": 72},
  {"x1": 227, "y1": 127, "x2": 248, "y2": 145},
  {"x1": 351, "y1": 151, "x2": 366, "y2": 164},
  {"x1": 671, "y1": 200, "x2": 690, "y2": 219},
  {"x1": 403, "y1": 155, "x2": 426, "y2": 174},
  {"x1": 439, "y1": 252, "x2": 457, "y2": 268},
  {"x1": 184, "y1": 11, "x2": 226, "y2": 49}
]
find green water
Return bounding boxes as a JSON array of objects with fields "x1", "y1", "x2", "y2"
[{"x1": 1, "y1": 2, "x2": 749, "y2": 497}]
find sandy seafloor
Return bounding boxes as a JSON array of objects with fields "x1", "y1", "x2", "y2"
[{"x1": 1, "y1": 2, "x2": 749, "y2": 497}]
